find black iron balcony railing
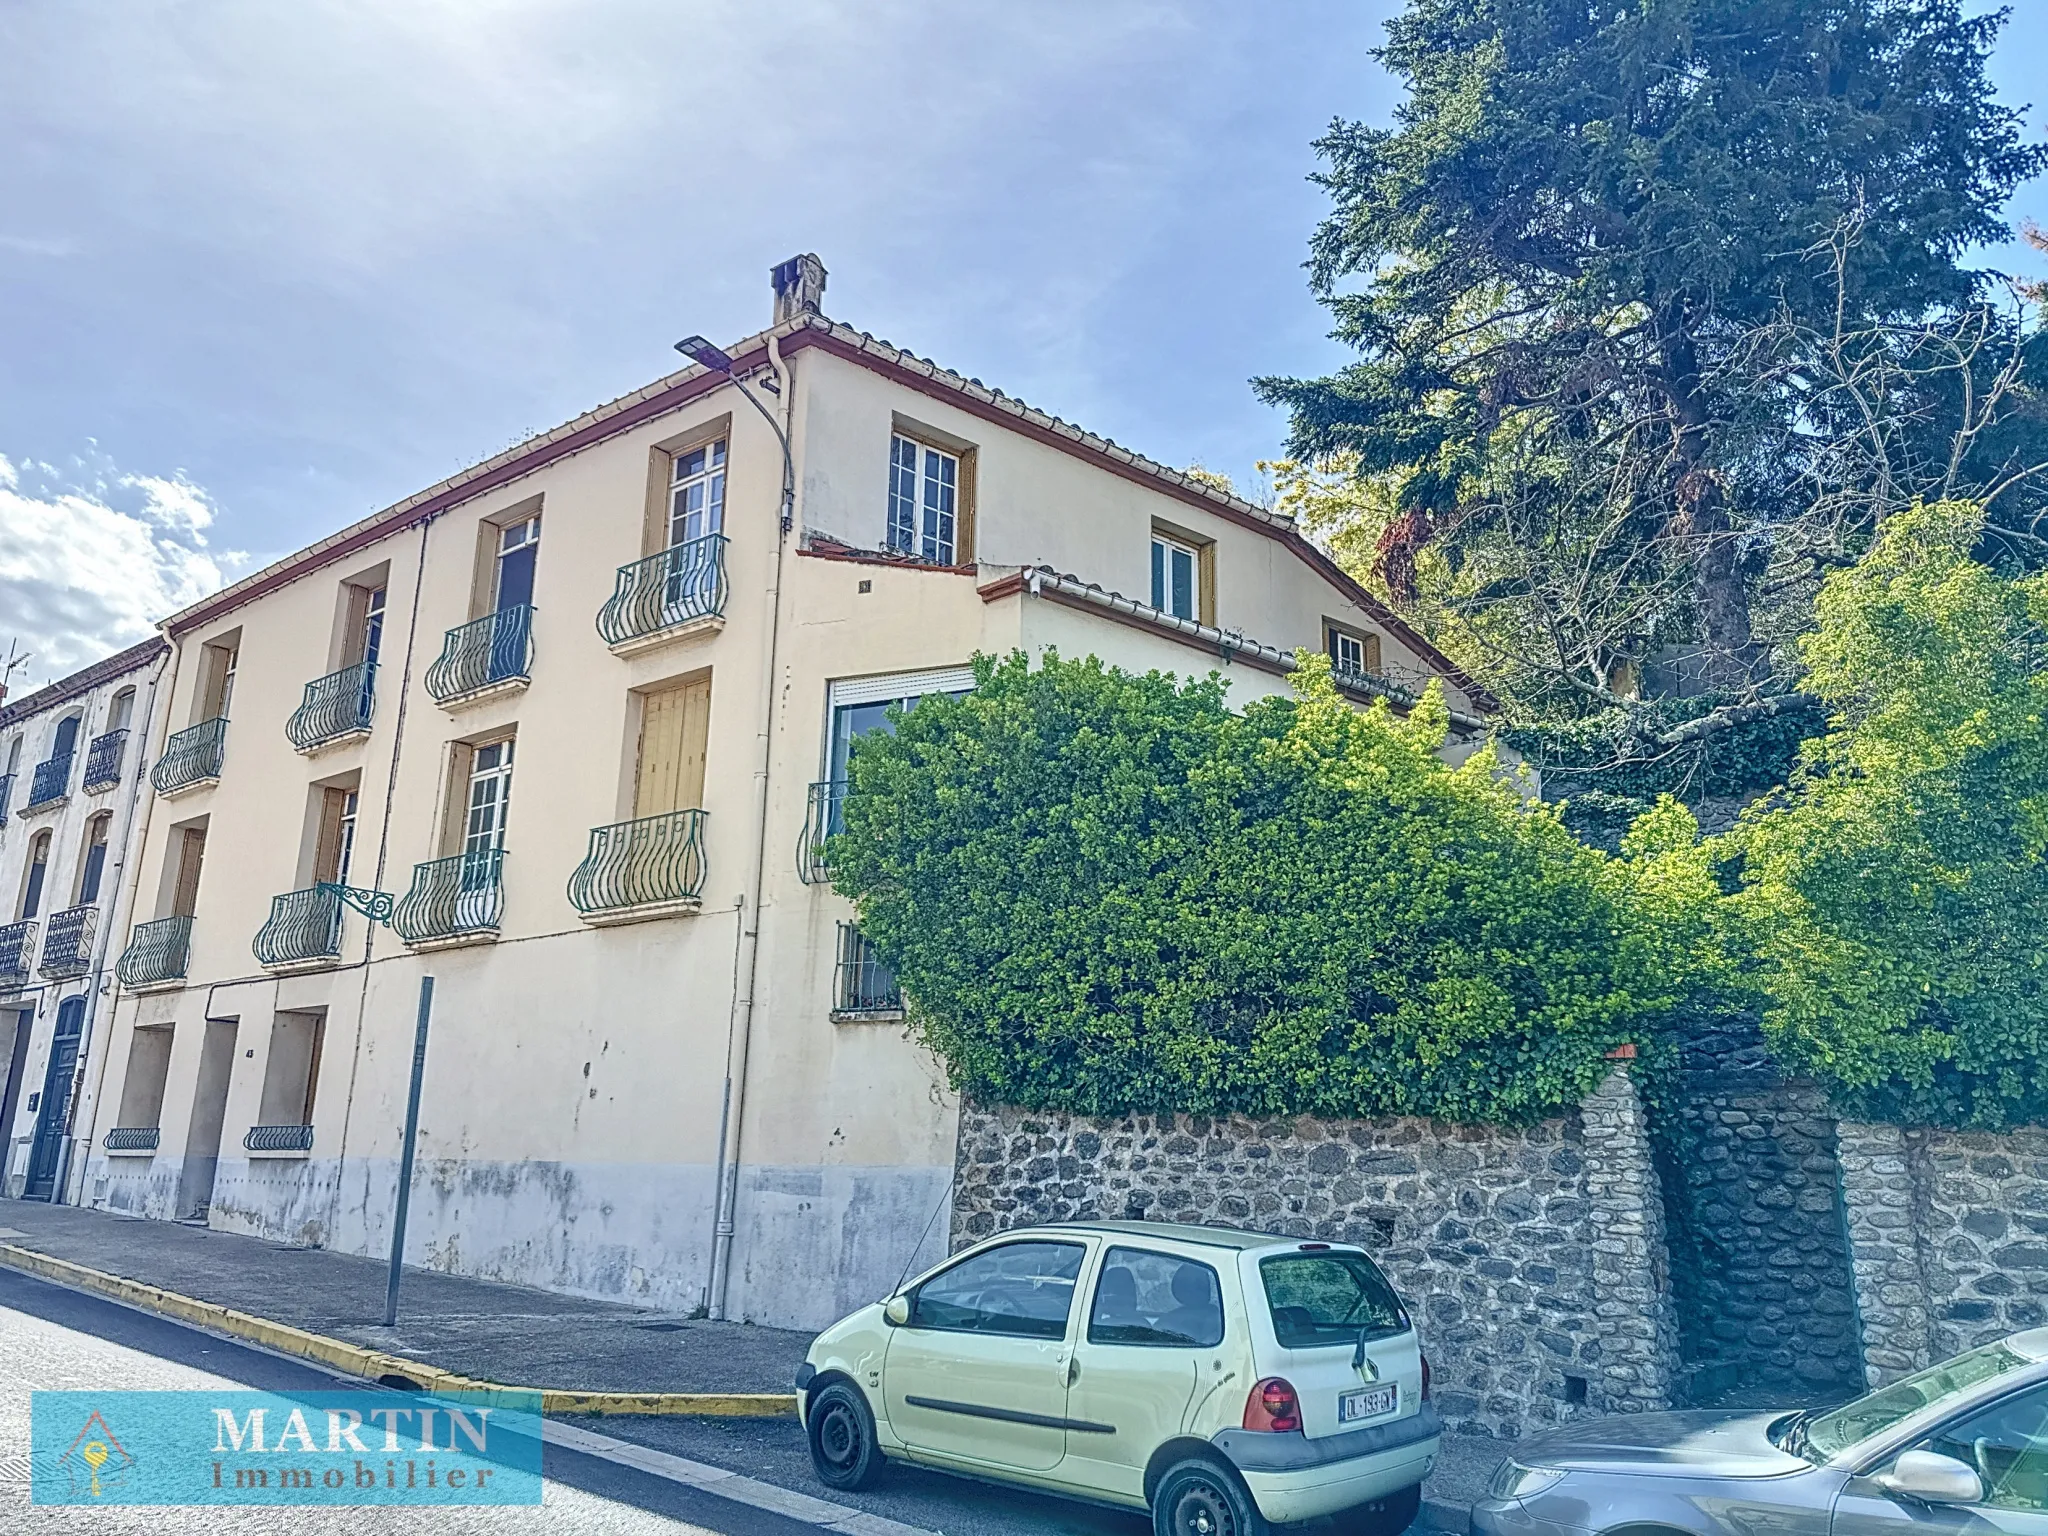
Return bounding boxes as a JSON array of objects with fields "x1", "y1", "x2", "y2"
[
  {"x1": 567, "y1": 809, "x2": 707, "y2": 918},
  {"x1": 595, "y1": 534, "x2": 730, "y2": 648},
  {"x1": 103, "y1": 1126, "x2": 160, "y2": 1153},
  {"x1": 425, "y1": 605, "x2": 533, "y2": 703},
  {"x1": 391, "y1": 849, "x2": 506, "y2": 944},
  {"x1": 82, "y1": 728, "x2": 128, "y2": 791},
  {"x1": 798, "y1": 780, "x2": 848, "y2": 885},
  {"x1": 38, "y1": 904, "x2": 97, "y2": 980},
  {"x1": 286, "y1": 661, "x2": 376, "y2": 751},
  {"x1": 116, "y1": 914, "x2": 194, "y2": 988},
  {"x1": 26, "y1": 750, "x2": 72, "y2": 809},
  {"x1": 834, "y1": 923, "x2": 902, "y2": 1016},
  {"x1": 0, "y1": 919, "x2": 36, "y2": 991},
  {"x1": 244, "y1": 1124, "x2": 314, "y2": 1153},
  {"x1": 0, "y1": 772, "x2": 12, "y2": 827},
  {"x1": 152, "y1": 717, "x2": 228, "y2": 794},
  {"x1": 253, "y1": 887, "x2": 344, "y2": 968}
]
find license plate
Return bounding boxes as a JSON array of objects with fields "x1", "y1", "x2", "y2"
[{"x1": 1338, "y1": 1383, "x2": 1398, "y2": 1424}]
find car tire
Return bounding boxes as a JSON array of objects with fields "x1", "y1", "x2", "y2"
[
  {"x1": 1346, "y1": 1481, "x2": 1421, "y2": 1536},
  {"x1": 1153, "y1": 1456, "x2": 1267, "y2": 1536},
  {"x1": 806, "y1": 1380, "x2": 884, "y2": 1491}
]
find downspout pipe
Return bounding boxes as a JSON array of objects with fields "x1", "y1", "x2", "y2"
[{"x1": 706, "y1": 327, "x2": 796, "y2": 1319}]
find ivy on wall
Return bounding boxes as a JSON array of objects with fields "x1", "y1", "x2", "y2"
[{"x1": 829, "y1": 652, "x2": 1717, "y2": 1126}]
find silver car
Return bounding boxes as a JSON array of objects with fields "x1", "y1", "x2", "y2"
[{"x1": 1474, "y1": 1329, "x2": 2048, "y2": 1536}]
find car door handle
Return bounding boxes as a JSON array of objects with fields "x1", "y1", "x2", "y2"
[{"x1": 1065, "y1": 1358, "x2": 1079, "y2": 1386}]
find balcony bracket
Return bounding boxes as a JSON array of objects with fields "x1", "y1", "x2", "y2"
[{"x1": 317, "y1": 883, "x2": 395, "y2": 925}]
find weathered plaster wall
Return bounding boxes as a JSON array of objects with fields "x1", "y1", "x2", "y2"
[
  {"x1": 952, "y1": 1068, "x2": 1680, "y2": 1438},
  {"x1": 1839, "y1": 1121, "x2": 2048, "y2": 1387}
]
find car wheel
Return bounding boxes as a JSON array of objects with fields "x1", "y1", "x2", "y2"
[
  {"x1": 1153, "y1": 1457, "x2": 1266, "y2": 1536},
  {"x1": 1346, "y1": 1481, "x2": 1421, "y2": 1536},
  {"x1": 806, "y1": 1380, "x2": 883, "y2": 1491}
]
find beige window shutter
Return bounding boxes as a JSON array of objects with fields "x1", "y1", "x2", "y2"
[
  {"x1": 173, "y1": 827, "x2": 208, "y2": 917},
  {"x1": 634, "y1": 675, "x2": 711, "y2": 818},
  {"x1": 313, "y1": 788, "x2": 348, "y2": 883}
]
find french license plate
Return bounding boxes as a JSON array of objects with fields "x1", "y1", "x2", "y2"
[{"x1": 1338, "y1": 1383, "x2": 1398, "y2": 1424}]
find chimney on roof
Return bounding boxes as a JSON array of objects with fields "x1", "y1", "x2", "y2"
[{"x1": 771, "y1": 254, "x2": 827, "y2": 324}]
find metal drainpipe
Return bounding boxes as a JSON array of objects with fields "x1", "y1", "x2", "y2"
[
  {"x1": 707, "y1": 329, "x2": 797, "y2": 1320},
  {"x1": 58, "y1": 641, "x2": 177, "y2": 1204}
]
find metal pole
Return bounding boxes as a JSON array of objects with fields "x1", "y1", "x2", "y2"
[{"x1": 384, "y1": 975, "x2": 433, "y2": 1328}]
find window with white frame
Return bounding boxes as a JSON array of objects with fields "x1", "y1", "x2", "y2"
[
  {"x1": 464, "y1": 741, "x2": 515, "y2": 856},
  {"x1": 888, "y1": 435, "x2": 959, "y2": 565},
  {"x1": 495, "y1": 515, "x2": 541, "y2": 611},
  {"x1": 1151, "y1": 532, "x2": 1199, "y2": 620},
  {"x1": 670, "y1": 439, "x2": 727, "y2": 546},
  {"x1": 1326, "y1": 624, "x2": 1381, "y2": 679}
]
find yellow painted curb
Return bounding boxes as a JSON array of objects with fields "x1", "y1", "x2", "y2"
[{"x1": 0, "y1": 1243, "x2": 798, "y2": 1419}]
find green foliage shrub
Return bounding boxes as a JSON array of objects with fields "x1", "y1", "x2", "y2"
[{"x1": 829, "y1": 652, "x2": 1712, "y2": 1125}]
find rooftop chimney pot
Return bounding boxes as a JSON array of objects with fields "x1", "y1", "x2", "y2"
[{"x1": 771, "y1": 254, "x2": 827, "y2": 324}]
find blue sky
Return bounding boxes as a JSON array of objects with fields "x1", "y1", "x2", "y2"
[{"x1": 3, "y1": 0, "x2": 2046, "y2": 687}]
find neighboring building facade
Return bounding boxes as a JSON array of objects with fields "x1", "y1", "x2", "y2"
[
  {"x1": 0, "y1": 638, "x2": 167, "y2": 1202},
  {"x1": 74, "y1": 258, "x2": 1490, "y2": 1326}
]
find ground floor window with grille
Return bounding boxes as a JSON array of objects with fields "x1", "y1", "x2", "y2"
[{"x1": 834, "y1": 923, "x2": 901, "y2": 1018}]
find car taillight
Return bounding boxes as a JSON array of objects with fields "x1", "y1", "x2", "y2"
[
  {"x1": 1421, "y1": 1352, "x2": 1432, "y2": 1401},
  {"x1": 1243, "y1": 1377, "x2": 1301, "y2": 1433}
]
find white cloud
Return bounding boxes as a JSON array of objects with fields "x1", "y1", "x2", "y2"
[{"x1": 0, "y1": 451, "x2": 244, "y2": 686}]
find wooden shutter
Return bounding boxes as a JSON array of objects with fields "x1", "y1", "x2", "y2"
[
  {"x1": 313, "y1": 789, "x2": 349, "y2": 883},
  {"x1": 634, "y1": 676, "x2": 711, "y2": 818},
  {"x1": 172, "y1": 827, "x2": 207, "y2": 917},
  {"x1": 1364, "y1": 632, "x2": 1383, "y2": 674}
]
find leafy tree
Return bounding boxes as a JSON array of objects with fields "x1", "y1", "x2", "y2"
[
  {"x1": 1257, "y1": 0, "x2": 2048, "y2": 777},
  {"x1": 1733, "y1": 500, "x2": 2048, "y2": 1125},
  {"x1": 828, "y1": 651, "x2": 1713, "y2": 1124}
]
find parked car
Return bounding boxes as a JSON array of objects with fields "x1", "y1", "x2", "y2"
[
  {"x1": 797, "y1": 1219, "x2": 1441, "y2": 1536},
  {"x1": 1474, "y1": 1327, "x2": 2048, "y2": 1536}
]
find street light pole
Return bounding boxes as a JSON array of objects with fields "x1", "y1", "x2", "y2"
[
  {"x1": 674, "y1": 336, "x2": 795, "y2": 532},
  {"x1": 384, "y1": 974, "x2": 434, "y2": 1327}
]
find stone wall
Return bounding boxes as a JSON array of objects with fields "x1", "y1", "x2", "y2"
[
  {"x1": 1655, "y1": 1019, "x2": 1863, "y2": 1399},
  {"x1": 1839, "y1": 1121, "x2": 2048, "y2": 1387},
  {"x1": 951, "y1": 1068, "x2": 1680, "y2": 1438}
]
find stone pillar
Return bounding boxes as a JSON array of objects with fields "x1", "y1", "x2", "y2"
[
  {"x1": 1836, "y1": 1120, "x2": 1932, "y2": 1387},
  {"x1": 1579, "y1": 1067, "x2": 1683, "y2": 1413}
]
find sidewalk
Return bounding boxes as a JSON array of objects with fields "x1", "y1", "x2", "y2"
[{"x1": 0, "y1": 1199, "x2": 810, "y2": 1395}]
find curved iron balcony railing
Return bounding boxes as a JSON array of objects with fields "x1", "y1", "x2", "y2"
[
  {"x1": 392, "y1": 849, "x2": 506, "y2": 943},
  {"x1": 425, "y1": 605, "x2": 533, "y2": 703},
  {"x1": 567, "y1": 809, "x2": 707, "y2": 917},
  {"x1": 152, "y1": 717, "x2": 228, "y2": 794},
  {"x1": 595, "y1": 534, "x2": 729, "y2": 647},
  {"x1": 116, "y1": 914, "x2": 194, "y2": 988},
  {"x1": 286, "y1": 661, "x2": 376, "y2": 751},
  {"x1": 38, "y1": 904, "x2": 97, "y2": 980},
  {"x1": 26, "y1": 750, "x2": 73, "y2": 809},
  {"x1": 253, "y1": 886, "x2": 344, "y2": 967},
  {"x1": 0, "y1": 772, "x2": 13, "y2": 827},
  {"x1": 83, "y1": 728, "x2": 128, "y2": 790},
  {"x1": 103, "y1": 1126, "x2": 160, "y2": 1152},
  {"x1": 798, "y1": 780, "x2": 847, "y2": 885},
  {"x1": 0, "y1": 919, "x2": 36, "y2": 991},
  {"x1": 244, "y1": 1123, "x2": 314, "y2": 1153}
]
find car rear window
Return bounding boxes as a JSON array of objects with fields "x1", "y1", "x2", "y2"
[{"x1": 1259, "y1": 1252, "x2": 1407, "y2": 1349}]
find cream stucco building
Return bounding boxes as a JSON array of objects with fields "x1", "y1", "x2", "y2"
[{"x1": 66, "y1": 258, "x2": 1490, "y2": 1327}]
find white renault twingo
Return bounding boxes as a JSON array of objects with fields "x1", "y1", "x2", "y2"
[{"x1": 797, "y1": 1220, "x2": 1440, "y2": 1536}]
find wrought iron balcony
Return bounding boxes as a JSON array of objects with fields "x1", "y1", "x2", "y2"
[
  {"x1": 567, "y1": 809, "x2": 707, "y2": 921},
  {"x1": 116, "y1": 914, "x2": 194, "y2": 988},
  {"x1": 0, "y1": 772, "x2": 12, "y2": 827},
  {"x1": 82, "y1": 728, "x2": 128, "y2": 790},
  {"x1": 425, "y1": 605, "x2": 533, "y2": 704},
  {"x1": 152, "y1": 717, "x2": 228, "y2": 795},
  {"x1": 253, "y1": 887, "x2": 343, "y2": 968},
  {"x1": 798, "y1": 780, "x2": 847, "y2": 884},
  {"x1": 833, "y1": 923, "x2": 902, "y2": 1017},
  {"x1": 286, "y1": 661, "x2": 376, "y2": 751},
  {"x1": 244, "y1": 1123, "x2": 314, "y2": 1153},
  {"x1": 26, "y1": 750, "x2": 72, "y2": 809},
  {"x1": 392, "y1": 849, "x2": 506, "y2": 944},
  {"x1": 0, "y1": 919, "x2": 36, "y2": 992},
  {"x1": 38, "y1": 904, "x2": 97, "y2": 980},
  {"x1": 103, "y1": 1126, "x2": 160, "y2": 1153},
  {"x1": 595, "y1": 534, "x2": 729, "y2": 648}
]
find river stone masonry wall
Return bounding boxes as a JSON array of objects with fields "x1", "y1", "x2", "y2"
[
  {"x1": 1838, "y1": 1121, "x2": 2048, "y2": 1387},
  {"x1": 951, "y1": 1068, "x2": 1680, "y2": 1438}
]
